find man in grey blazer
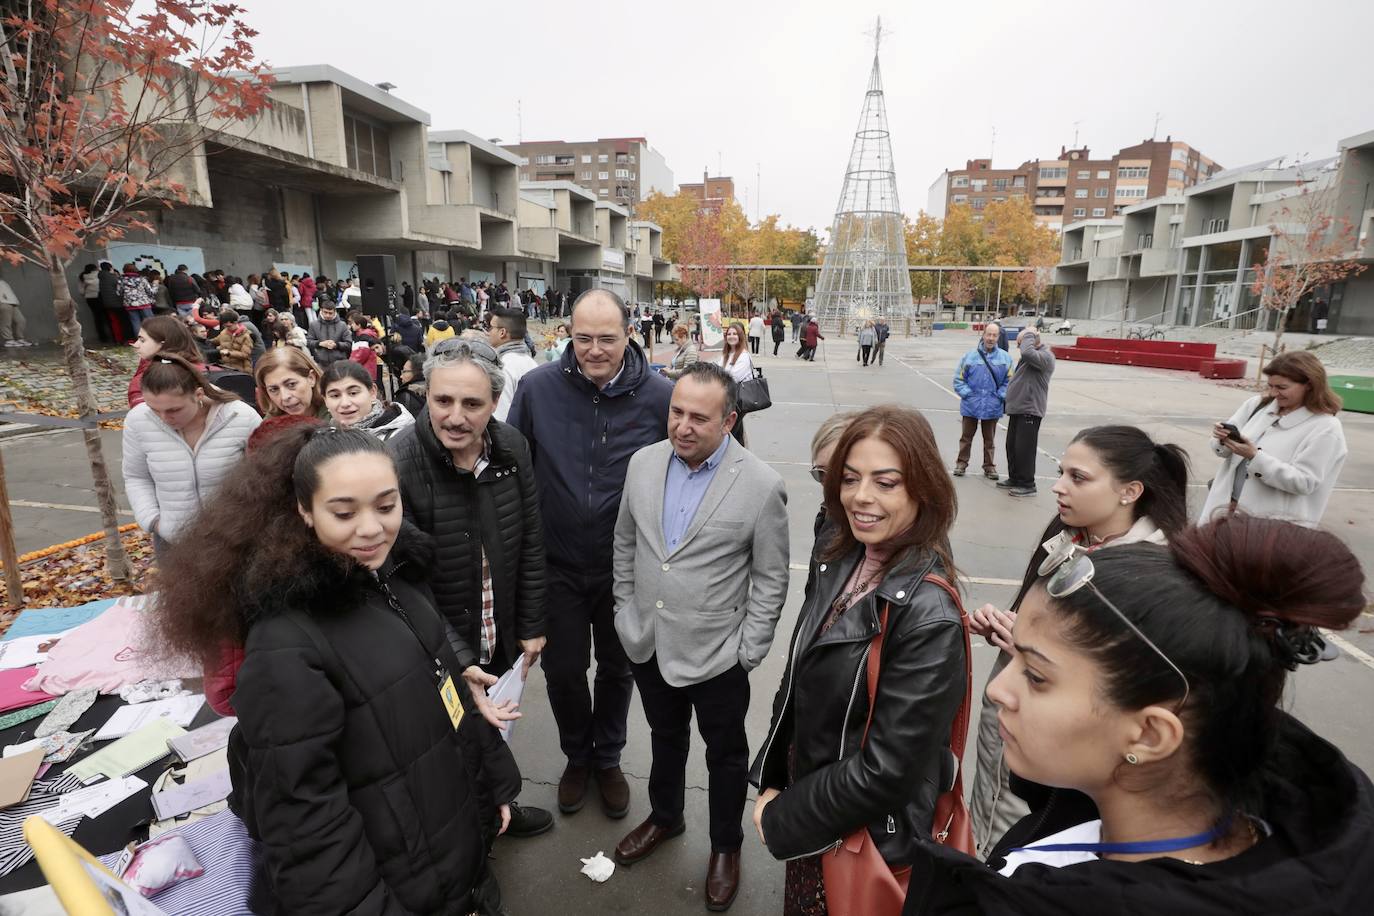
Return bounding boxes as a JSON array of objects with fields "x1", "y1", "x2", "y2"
[{"x1": 611, "y1": 362, "x2": 790, "y2": 911}]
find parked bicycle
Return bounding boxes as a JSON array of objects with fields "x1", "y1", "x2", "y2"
[{"x1": 1127, "y1": 323, "x2": 1167, "y2": 340}]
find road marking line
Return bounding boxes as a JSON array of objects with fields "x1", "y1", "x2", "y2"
[
  {"x1": 1324, "y1": 631, "x2": 1374, "y2": 673},
  {"x1": 8, "y1": 499, "x2": 134, "y2": 517}
]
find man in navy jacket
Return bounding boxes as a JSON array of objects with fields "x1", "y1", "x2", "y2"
[{"x1": 508, "y1": 289, "x2": 673, "y2": 820}]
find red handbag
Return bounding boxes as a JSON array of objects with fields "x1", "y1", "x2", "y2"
[{"x1": 820, "y1": 574, "x2": 976, "y2": 916}]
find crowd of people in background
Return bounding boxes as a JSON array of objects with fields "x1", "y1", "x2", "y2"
[{"x1": 93, "y1": 270, "x2": 1374, "y2": 916}]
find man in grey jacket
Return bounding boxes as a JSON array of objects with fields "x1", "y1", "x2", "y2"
[
  {"x1": 307, "y1": 302, "x2": 352, "y2": 368},
  {"x1": 610, "y1": 362, "x2": 789, "y2": 911},
  {"x1": 997, "y1": 327, "x2": 1056, "y2": 497}
]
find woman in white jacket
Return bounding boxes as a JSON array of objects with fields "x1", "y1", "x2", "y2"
[
  {"x1": 1199, "y1": 350, "x2": 1347, "y2": 527},
  {"x1": 122, "y1": 354, "x2": 261, "y2": 554},
  {"x1": 719, "y1": 321, "x2": 753, "y2": 446}
]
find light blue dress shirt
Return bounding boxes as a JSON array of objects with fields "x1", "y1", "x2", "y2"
[{"x1": 662, "y1": 435, "x2": 731, "y2": 552}]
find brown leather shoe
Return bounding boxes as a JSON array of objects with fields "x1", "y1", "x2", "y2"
[
  {"x1": 613, "y1": 817, "x2": 685, "y2": 866},
  {"x1": 595, "y1": 765, "x2": 631, "y2": 819},
  {"x1": 705, "y1": 850, "x2": 741, "y2": 911},
  {"x1": 558, "y1": 763, "x2": 589, "y2": 814}
]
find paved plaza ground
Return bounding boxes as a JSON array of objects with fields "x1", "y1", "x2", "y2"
[{"x1": 3, "y1": 329, "x2": 1373, "y2": 914}]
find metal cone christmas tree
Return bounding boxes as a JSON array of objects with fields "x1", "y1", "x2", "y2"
[{"x1": 814, "y1": 20, "x2": 913, "y2": 331}]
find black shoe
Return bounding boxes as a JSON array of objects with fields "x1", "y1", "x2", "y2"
[
  {"x1": 504, "y1": 801, "x2": 554, "y2": 838},
  {"x1": 995, "y1": 479, "x2": 1017, "y2": 489},
  {"x1": 1008, "y1": 487, "x2": 1038, "y2": 498}
]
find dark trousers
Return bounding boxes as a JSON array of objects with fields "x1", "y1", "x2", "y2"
[
  {"x1": 957, "y1": 416, "x2": 998, "y2": 471},
  {"x1": 631, "y1": 656, "x2": 750, "y2": 852},
  {"x1": 772, "y1": 336, "x2": 783, "y2": 356},
  {"x1": 85, "y1": 297, "x2": 115, "y2": 345},
  {"x1": 542, "y1": 564, "x2": 634, "y2": 769},
  {"x1": 860, "y1": 344, "x2": 873, "y2": 366},
  {"x1": 873, "y1": 339, "x2": 886, "y2": 365},
  {"x1": 1004, "y1": 414, "x2": 1043, "y2": 489},
  {"x1": 749, "y1": 335, "x2": 760, "y2": 354}
]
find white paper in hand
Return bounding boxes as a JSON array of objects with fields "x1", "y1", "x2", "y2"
[
  {"x1": 485, "y1": 655, "x2": 531, "y2": 743},
  {"x1": 579, "y1": 851, "x2": 615, "y2": 883}
]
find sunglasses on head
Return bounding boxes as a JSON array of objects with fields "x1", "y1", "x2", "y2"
[
  {"x1": 809, "y1": 465, "x2": 825, "y2": 483},
  {"x1": 1038, "y1": 540, "x2": 1191, "y2": 710},
  {"x1": 431, "y1": 337, "x2": 500, "y2": 364}
]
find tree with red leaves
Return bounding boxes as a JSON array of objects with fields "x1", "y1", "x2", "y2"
[
  {"x1": 0, "y1": 0, "x2": 271, "y2": 580},
  {"x1": 677, "y1": 207, "x2": 735, "y2": 303},
  {"x1": 1250, "y1": 179, "x2": 1368, "y2": 353}
]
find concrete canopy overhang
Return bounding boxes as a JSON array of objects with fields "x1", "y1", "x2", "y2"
[
  {"x1": 204, "y1": 136, "x2": 400, "y2": 195},
  {"x1": 321, "y1": 227, "x2": 480, "y2": 253},
  {"x1": 266, "y1": 65, "x2": 431, "y2": 125}
]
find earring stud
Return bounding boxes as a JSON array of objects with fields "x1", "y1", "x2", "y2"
[{"x1": 1125, "y1": 752, "x2": 1139, "y2": 765}]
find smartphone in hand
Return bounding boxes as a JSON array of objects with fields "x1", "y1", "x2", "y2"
[{"x1": 1219, "y1": 422, "x2": 1243, "y2": 441}]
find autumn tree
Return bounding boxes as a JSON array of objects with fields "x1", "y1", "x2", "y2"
[
  {"x1": 903, "y1": 211, "x2": 940, "y2": 302},
  {"x1": 0, "y1": 0, "x2": 271, "y2": 579},
  {"x1": 677, "y1": 207, "x2": 734, "y2": 302},
  {"x1": 944, "y1": 271, "x2": 974, "y2": 308},
  {"x1": 1249, "y1": 180, "x2": 1368, "y2": 352}
]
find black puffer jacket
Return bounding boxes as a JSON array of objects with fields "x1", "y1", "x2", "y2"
[
  {"x1": 229, "y1": 525, "x2": 520, "y2": 915},
  {"x1": 506, "y1": 338, "x2": 672, "y2": 574},
  {"x1": 389, "y1": 414, "x2": 545, "y2": 671},
  {"x1": 904, "y1": 714, "x2": 1374, "y2": 915},
  {"x1": 751, "y1": 545, "x2": 966, "y2": 865}
]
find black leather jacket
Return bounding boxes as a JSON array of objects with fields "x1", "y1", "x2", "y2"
[{"x1": 750, "y1": 545, "x2": 966, "y2": 865}]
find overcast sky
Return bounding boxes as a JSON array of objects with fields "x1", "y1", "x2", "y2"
[{"x1": 241, "y1": 0, "x2": 1374, "y2": 233}]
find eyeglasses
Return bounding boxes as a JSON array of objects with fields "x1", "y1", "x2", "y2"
[
  {"x1": 1038, "y1": 542, "x2": 1191, "y2": 710},
  {"x1": 431, "y1": 337, "x2": 500, "y2": 365},
  {"x1": 572, "y1": 334, "x2": 624, "y2": 349},
  {"x1": 809, "y1": 465, "x2": 825, "y2": 483}
]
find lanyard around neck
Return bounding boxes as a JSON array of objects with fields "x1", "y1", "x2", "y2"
[{"x1": 1010, "y1": 820, "x2": 1229, "y2": 856}]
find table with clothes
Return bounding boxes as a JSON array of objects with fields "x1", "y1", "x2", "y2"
[{"x1": 0, "y1": 596, "x2": 257, "y2": 913}]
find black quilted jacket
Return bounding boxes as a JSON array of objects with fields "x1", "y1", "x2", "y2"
[{"x1": 388, "y1": 413, "x2": 546, "y2": 671}]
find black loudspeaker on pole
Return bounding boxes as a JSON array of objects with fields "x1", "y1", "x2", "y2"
[{"x1": 356, "y1": 254, "x2": 398, "y2": 318}]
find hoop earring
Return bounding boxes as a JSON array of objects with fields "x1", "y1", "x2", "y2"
[{"x1": 1125, "y1": 752, "x2": 1139, "y2": 765}]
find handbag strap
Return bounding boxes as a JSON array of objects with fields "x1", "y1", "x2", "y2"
[
  {"x1": 976, "y1": 349, "x2": 1005, "y2": 389},
  {"x1": 859, "y1": 604, "x2": 889, "y2": 744},
  {"x1": 920, "y1": 573, "x2": 974, "y2": 771}
]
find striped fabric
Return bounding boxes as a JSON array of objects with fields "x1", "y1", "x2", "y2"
[
  {"x1": 100, "y1": 809, "x2": 258, "y2": 915},
  {"x1": 478, "y1": 548, "x2": 496, "y2": 666},
  {"x1": 0, "y1": 773, "x2": 84, "y2": 876}
]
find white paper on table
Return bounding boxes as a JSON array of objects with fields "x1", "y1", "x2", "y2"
[
  {"x1": 38, "y1": 775, "x2": 147, "y2": 824},
  {"x1": 485, "y1": 655, "x2": 531, "y2": 743},
  {"x1": 0, "y1": 634, "x2": 62, "y2": 671},
  {"x1": 94, "y1": 694, "x2": 205, "y2": 742},
  {"x1": 150, "y1": 766, "x2": 232, "y2": 820}
]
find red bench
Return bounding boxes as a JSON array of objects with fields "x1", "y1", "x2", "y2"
[{"x1": 1051, "y1": 337, "x2": 1247, "y2": 380}]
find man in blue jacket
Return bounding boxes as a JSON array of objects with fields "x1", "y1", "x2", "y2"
[
  {"x1": 508, "y1": 289, "x2": 674, "y2": 821},
  {"x1": 952, "y1": 322, "x2": 1013, "y2": 480}
]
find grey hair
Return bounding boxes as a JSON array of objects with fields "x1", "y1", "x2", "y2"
[
  {"x1": 422, "y1": 348, "x2": 506, "y2": 400},
  {"x1": 678, "y1": 361, "x2": 739, "y2": 419}
]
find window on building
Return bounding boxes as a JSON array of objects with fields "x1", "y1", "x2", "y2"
[
  {"x1": 343, "y1": 112, "x2": 392, "y2": 179},
  {"x1": 598, "y1": 171, "x2": 609, "y2": 180},
  {"x1": 1119, "y1": 166, "x2": 1149, "y2": 179},
  {"x1": 971, "y1": 197, "x2": 987, "y2": 210},
  {"x1": 1092, "y1": 208, "x2": 1106, "y2": 217},
  {"x1": 970, "y1": 179, "x2": 987, "y2": 191},
  {"x1": 1011, "y1": 192, "x2": 1025, "y2": 199},
  {"x1": 992, "y1": 178, "x2": 1008, "y2": 190},
  {"x1": 1097, "y1": 170, "x2": 1111, "y2": 179},
  {"x1": 581, "y1": 171, "x2": 593, "y2": 180},
  {"x1": 1116, "y1": 187, "x2": 1147, "y2": 199},
  {"x1": 1095, "y1": 187, "x2": 1108, "y2": 198},
  {"x1": 952, "y1": 175, "x2": 969, "y2": 187},
  {"x1": 598, "y1": 153, "x2": 608, "y2": 163},
  {"x1": 1168, "y1": 168, "x2": 1186, "y2": 181},
  {"x1": 1073, "y1": 207, "x2": 1086, "y2": 217},
  {"x1": 1171, "y1": 148, "x2": 1189, "y2": 162},
  {"x1": 1013, "y1": 176, "x2": 1026, "y2": 187},
  {"x1": 581, "y1": 154, "x2": 591, "y2": 164},
  {"x1": 1039, "y1": 167, "x2": 1068, "y2": 180},
  {"x1": 993, "y1": 197, "x2": 1006, "y2": 203},
  {"x1": 1074, "y1": 188, "x2": 1088, "y2": 198},
  {"x1": 1138, "y1": 233, "x2": 1153, "y2": 248},
  {"x1": 1077, "y1": 170, "x2": 1090, "y2": 179},
  {"x1": 598, "y1": 188, "x2": 608, "y2": 196},
  {"x1": 952, "y1": 194, "x2": 968, "y2": 204},
  {"x1": 614, "y1": 168, "x2": 630, "y2": 178}
]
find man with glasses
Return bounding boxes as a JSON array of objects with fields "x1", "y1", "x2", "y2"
[
  {"x1": 508, "y1": 289, "x2": 674, "y2": 822},
  {"x1": 388, "y1": 338, "x2": 554, "y2": 838}
]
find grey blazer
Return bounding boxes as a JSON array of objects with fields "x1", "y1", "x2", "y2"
[{"x1": 613, "y1": 437, "x2": 790, "y2": 688}]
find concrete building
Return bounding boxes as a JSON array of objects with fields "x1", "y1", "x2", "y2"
[
  {"x1": 0, "y1": 64, "x2": 678, "y2": 342},
  {"x1": 928, "y1": 138, "x2": 1221, "y2": 232},
  {"x1": 679, "y1": 172, "x2": 737, "y2": 212},
  {"x1": 504, "y1": 137, "x2": 675, "y2": 209},
  {"x1": 1054, "y1": 129, "x2": 1374, "y2": 334}
]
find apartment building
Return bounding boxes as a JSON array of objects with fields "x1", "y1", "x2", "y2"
[
  {"x1": 929, "y1": 138, "x2": 1221, "y2": 232},
  {"x1": 1054, "y1": 128, "x2": 1374, "y2": 335},
  {"x1": 679, "y1": 172, "x2": 737, "y2": 212},
  {"x1": 503, "y1": 137, "x2": 675, "y2": 210},
  {"x1": 3, "y1": 65, "x2": 677, "y2": 342}
]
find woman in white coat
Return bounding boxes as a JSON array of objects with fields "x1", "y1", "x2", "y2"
[
  {"x1": 719, "y1": 321, "x2": 753, "y2": 446},
  {"x1": 1199, "y1": 350, "x2": 1346, "y2": 527},
  {"x1": 122, "y1": 354, "x2": 261, "y2": 555}
]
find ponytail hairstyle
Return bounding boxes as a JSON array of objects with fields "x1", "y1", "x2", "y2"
[
  {"x1": 136, "y1": 315, "x2": 200, "y2": 363},
  {"x1": 1070, "y1": 425, "x2": 1191, "y2": 537},
  {"x1": 151, "y1": 422, "x2": 389, "y2": 667},
  {"x1": 141, "y1": 353, "x2": 238, "y2": 404},
  {"x1": 1042, "y1": 514, "x2": 1366, "y2": 813}
]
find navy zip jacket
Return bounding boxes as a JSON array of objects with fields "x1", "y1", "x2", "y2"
[{"x1": 507, "y1": 339, "x2": 672, "y2": 575}]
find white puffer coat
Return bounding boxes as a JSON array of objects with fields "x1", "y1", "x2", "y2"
[{"x1": 122, "y1": 399, "x2": 261, "y2": 541}]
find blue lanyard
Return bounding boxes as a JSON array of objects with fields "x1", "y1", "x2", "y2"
[{"x1": 1010, "y1": 821, "x2": 1228, "y2": 856}]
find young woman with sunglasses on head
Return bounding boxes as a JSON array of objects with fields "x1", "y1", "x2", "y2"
[
  {"x1": 903, "y1": 514, "x2": 1372, "y2": 915},
  {"x1": 969, "y1": 426, "x2": 1191, "y2": 851}
]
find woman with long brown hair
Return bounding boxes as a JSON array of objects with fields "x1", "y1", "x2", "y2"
[
  {"x1": 121, "y1": 354, "x2": 259, "y2": 554},
  {"x1": 1199, "y1": 350, "x2": 1347, "y2": 526},
  {"x1": 750, "y1": 405, "x2": 968, "y2": 915},
  {"x1": 253, "y1": 346, "x2": 327, "y2": 418},
  {"x1": 127, "y1": 314, "x2": 204, "y2": 408},
  {"x1": 719, "y1": 321, "x2": 754, "y2": 445}
]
